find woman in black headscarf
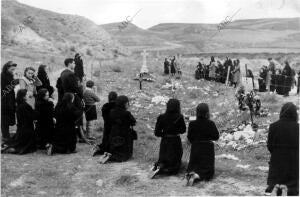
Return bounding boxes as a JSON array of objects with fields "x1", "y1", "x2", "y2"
[
  {"x1": 37, "y1": 64, "x2": 54, "y2": 98},
  {"x1": 100, "y1": 95, "x2": 137, "y2": 163},
  {"x1": 2, "y1": 89, "x2": 36, "y2": 154},
  {"x1": 185, "y1": 103, "x2": 219, "y2": 185},
  {"x1": 35, "y1": 88, "x2": 55, "y2": 149},
  {"x1": 281, "y1": 61, "x2": 293, "y2": 96},
  {"x1": 47, "y1": 93, "x2": 82, "y2": 155},
  {"x1": 265, "y1": 102, "x2": 299, "y2": 196},
  {"x1": 150, "y1": 99, "x2": 186, "y2": 178},
  {"x1": 74, "y1": 53, "x2": 84, "y2": 83},
  {"x1": 1, "y1": 61, "x2": 18, "y2": 143}
]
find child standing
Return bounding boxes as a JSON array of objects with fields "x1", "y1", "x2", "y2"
[{"x1": 83, "y1": 80, "x2": 100, "y2": 139}]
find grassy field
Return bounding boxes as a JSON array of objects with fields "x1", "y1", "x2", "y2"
[{"x1": 1, "y1": 56, "x2": 299, "y2": 196}]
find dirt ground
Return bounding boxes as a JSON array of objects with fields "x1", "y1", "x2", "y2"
[{"x1": 1, "y1": 56, "x2": 299, "y2": 196}]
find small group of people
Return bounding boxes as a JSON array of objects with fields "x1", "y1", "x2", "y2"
[
  {"x1": 1, "y1": 53, "x2": 99, "y2": 154},
  {"x1": 163, "y1": 56, "x2": 182, "y2": 77},
  {"x1": 258, "y1": 58, "x2": 298, "y2": 96},
  {"x1": 195, "y1": 56, "x2": 245, "y2": 88},
  {"x1": 1, "y1": 54, "x2": 299, "y2": 195}
]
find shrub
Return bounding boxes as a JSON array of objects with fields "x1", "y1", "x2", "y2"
[
  {"x1": 86, "y1": 48, "x2": 92, "y2": 56},
  {"x1": 111, "y1": 65, "x2": 122, "y2": 73},
  {"x1": 93, "y1": 70, "x2": 100, "y2": 77},
  {"x1": 70, "y1": 46, "x2": 76, "y2": 52}
]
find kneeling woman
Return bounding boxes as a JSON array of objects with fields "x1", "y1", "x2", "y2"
[
  {"x1": 46, "y1": 93, "x2": 82, "y2": 155},
  {"x1": 99, "y1": 95, "x2": 137, "y2": 163},
  {"x1": 185, "y1": 103, "x2": 219, "y2": 186},
  {"x1": 2, "y1": 89, "x2": 36, "y2": 154},
  {"x1": 150, "y1": 99, "x2": 186, "y2": 178}
]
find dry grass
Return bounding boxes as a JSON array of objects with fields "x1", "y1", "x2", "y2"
[{"x1": 2, "y1": 55, "x2": 299, "y2": 196}]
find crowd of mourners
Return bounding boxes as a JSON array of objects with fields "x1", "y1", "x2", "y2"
[
  {"x1": 1, "y1": 53, "x2": 299, "y2": 195},
  {"x1": 193, "y1": 56, "x2": 300, "y2": 95}
]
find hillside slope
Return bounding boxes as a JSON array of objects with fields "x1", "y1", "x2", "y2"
[
  {"x1": 103, "y1": 18, "x2": 300, "y2": 53},
  {"x1": 1, "y1": 0, "x2": 129, "y2": 69},
  {"x1": 148, "y1": 18, "x2": 300, "y2": 53}
]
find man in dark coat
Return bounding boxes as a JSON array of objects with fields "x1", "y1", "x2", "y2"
[
  {"x1": 163, "y1": 58, "x2": 170, "y2": 75},
  {"x1": 92, "y1": 92, "x2": 118, "y2": 156},
  {"x1": 74, "y1": 53, "x2": 84, "y2": 83},
  {"x1": 1, "y1": 61, "x2": 18, "y2": 143},
  {"x1": 265, "y1": 102, "x2": 299, "y2": 196},
  {"x1": 186, "y1": 103, "x2": 219, "y2": 186},
  {"x1": 56, "y1": 58, "x2": 85, "y2": 142},
  {"x1": 151, "y1": 99, "x2": 186, "y2": 178}
]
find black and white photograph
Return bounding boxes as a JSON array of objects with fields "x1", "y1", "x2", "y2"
[{"x1": 1, "y1": 0, "x2": 300, "y2": 196}]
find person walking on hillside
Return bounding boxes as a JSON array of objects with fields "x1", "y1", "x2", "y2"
[
  {"x1": 265, "y1": 102, "x2": 299, "y2": 196},
  {"x1": 1, "y1": 61, "x2": 18, "y2": 144},
  {"x1": 150, "y1": 99, "x2": 186, "y2": 178},
  {"x1": 185, "y1": 103, "x2": 219, "y2": 186}
]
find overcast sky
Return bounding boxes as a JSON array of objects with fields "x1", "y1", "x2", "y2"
[{"x1": 17, "y1": 0, "x2": 300, "y2": 29}]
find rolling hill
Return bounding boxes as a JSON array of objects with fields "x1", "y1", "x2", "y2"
[
  {"x1": 1, "y1": 0, "x2": 129, "y2": 70},
  {"x1": 103, "y1": 18, "x2": 300, "y2": 54}
]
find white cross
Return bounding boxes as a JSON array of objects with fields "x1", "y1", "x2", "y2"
[{"x1": 140, "y1": 49, "x2": 149, "y2": 73}]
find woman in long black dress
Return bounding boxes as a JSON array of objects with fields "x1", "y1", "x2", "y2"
[
  {"x1": 150, "y1": 99, "x2": 186, "y2": 178},
  {"x1": 46, "y1": 93, "x2": 82, "y2": 155},
  {"x1": 35, "y1": 88, "x2": 55, "y2": 149},
  {"x1": 281, "y1": 61, "x2": 293, "y2": 96},
  {"x1": 99, "y1": 95, "x2": 137, "y2": 163},
  {"x1": 265, "y1": 102, "x2": 299, "y2": 196},
  {"x1": 2, "y1": 89, "x2": 36, "y2": 154},
  {"x1": 1, "y1": 61, "x2": 18, "y2": 143},
  {"x1": 92, "y1": 91, "x2": 118, "y2": 156},
  {"x1": 186, "y1": 103, "x2": 219, "y2": 186},
  {"x1": 37, "y1": 64, "x2": 54, "y2": 98}
]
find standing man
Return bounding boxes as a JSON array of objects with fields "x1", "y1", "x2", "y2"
[{"x1": 56, "y1": 58, "x2": 86, "y2": 142}]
